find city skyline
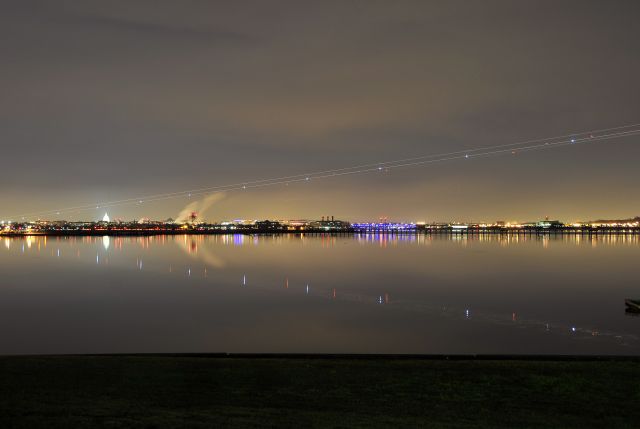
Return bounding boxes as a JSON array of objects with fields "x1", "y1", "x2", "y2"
[
  {"x1": 3, "y1": 212, "x2": 639, "y2": 229},
  {"x1": 4, "y1": 206, "x2": 640, "y2": 225}
]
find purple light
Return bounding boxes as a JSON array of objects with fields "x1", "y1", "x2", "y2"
[{"x1": 351, "y1": 222, "x2": 417, "y2": 231}]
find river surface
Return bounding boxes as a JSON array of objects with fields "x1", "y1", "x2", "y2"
[{"x1": 0, "y1": 234, "x2": 638, "y2": 355}]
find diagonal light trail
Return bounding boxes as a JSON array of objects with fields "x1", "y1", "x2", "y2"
[{"x1": 4, "y1": 124, "x2": 640, "y2": 220}]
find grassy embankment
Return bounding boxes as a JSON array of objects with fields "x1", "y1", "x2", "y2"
[{"x1": 0, "y1": 355, "x2": 638, "y2": 428}]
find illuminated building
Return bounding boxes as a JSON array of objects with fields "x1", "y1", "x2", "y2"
[{"x1": 535, "y1": 220, "x2": 563, "y2": 229}]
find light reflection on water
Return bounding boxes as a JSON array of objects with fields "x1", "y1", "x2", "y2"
[{"x1": 0, "y1": 233, "x2": 639, "y2": 355}]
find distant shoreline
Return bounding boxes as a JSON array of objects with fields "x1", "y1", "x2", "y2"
[{"x1": 2, "y1": 227, "x2": 640, "y2": 237}]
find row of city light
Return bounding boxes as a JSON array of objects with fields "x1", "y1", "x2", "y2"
[{"x1": 2, "y1": 217, "x2": 640, "y2": 235}]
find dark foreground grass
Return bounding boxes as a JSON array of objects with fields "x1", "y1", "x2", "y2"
[{"x1": 0, "y1": 356, "x2": 638, "y2": 428}]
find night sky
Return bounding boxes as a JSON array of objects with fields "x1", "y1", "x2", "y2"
[{"x1": 1, "y1": 1, "x2": 639, "y2": 223}]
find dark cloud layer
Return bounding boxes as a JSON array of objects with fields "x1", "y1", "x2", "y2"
[{"x1": 1, "y1": 0, "x2": 639, "y2": 222}]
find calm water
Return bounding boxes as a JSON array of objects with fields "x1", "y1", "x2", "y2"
[{"x1": 0, "y1": 234, "x2": 638, "y2": 355}]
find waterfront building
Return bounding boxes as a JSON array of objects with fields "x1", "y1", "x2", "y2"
[
  {"x1": 254, "y1": 220, "x2": 284, "y2": 230},
  {"x1": 312, "y1": 216, "x2": 351, "y2": 231},
  {"x1": 536, "y1": 220, "x2": 563, "y2": 228}
]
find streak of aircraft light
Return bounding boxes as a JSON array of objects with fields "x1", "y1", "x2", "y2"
[{"x1": 6, "y1": 123, "x2": 640, "y2": 220}]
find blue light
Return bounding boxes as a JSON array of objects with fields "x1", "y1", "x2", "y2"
[{"x1": 351, "y1": 222, "x2": 417, "y2": 232}]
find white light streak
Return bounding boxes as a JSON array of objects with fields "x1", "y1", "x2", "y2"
[{"x1": 5, "y1": 123, "x2": 640, "y2": 220}]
